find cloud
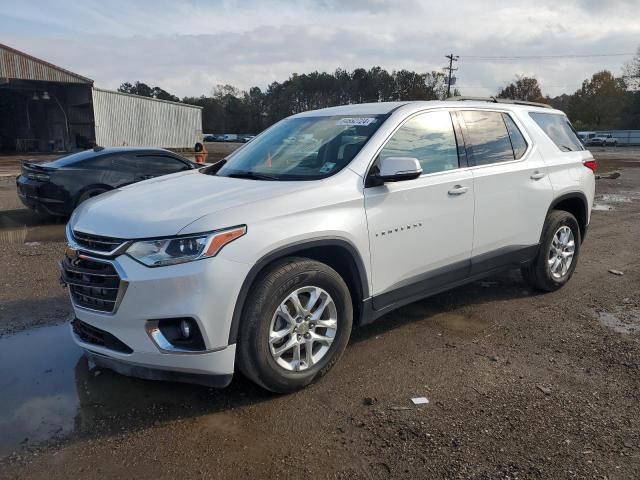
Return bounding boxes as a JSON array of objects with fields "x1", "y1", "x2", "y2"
[{"x1": 0, "y1": 0, "x2": 637, "y2": 98}]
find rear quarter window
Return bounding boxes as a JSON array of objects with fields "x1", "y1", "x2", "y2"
[
  {"x1": 529, "y1": 112, "x2": 584, "y2": 152},
  {"x1": 502, "y1": 113, "x2": 528, "y2": 159}
]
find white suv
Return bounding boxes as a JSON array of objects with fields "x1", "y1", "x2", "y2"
[
  {"x1": 588, "y1": 133, "x2": 617, "y2": 147},
  {"x1": 62, "y1": 99, "x2": 596, "y2": 392}
]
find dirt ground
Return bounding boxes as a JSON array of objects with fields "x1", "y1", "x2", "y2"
[{"x1": 0, "y1": 149, "x2": 639, "y2": 479}]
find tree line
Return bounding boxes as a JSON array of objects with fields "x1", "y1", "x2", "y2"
[{"x1": 119, "y1": 47, "x2": 640, "y2": 133}]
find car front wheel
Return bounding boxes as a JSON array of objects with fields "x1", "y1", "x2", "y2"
[{"x1": 237, "y1": 257, "x2": 353, "y2": 393}]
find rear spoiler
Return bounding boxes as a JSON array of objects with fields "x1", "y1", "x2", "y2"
[{"x1": 21, "y1": 161, "x2": 54, "y2": 173}]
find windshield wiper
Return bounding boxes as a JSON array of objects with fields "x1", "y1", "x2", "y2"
[
  {"x1": 559, "y1": 145, "x2": 574, "y2": 152},
  {"x1": 225, "y1": 171, "x2": 279, "y2": 181}
]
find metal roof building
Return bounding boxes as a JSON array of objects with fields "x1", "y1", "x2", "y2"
[{"x1": 0, "y1": 43, "x2": 202, "y2": 153}]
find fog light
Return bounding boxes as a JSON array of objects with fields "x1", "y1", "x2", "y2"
[
  {"x1": 149, "y1": 317, "x2": 206, "y2": 352},
  {"x1": 179, "y1": 319, "x2": 191, "y2": 338}
]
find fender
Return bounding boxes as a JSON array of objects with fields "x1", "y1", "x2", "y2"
[
  {"x1": 227, "y1": 237, "x2": 370, "y2": 345},
  {"x1": 546, "y1": 191, "x2": 589, "y2": 241}
]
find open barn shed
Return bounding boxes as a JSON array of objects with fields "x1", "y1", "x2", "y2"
[{"x1": 0, "y1": 43, "x2": 202, "y2": 153}]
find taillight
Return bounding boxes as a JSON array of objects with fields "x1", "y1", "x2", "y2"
[
  {"x1": 25, "y1": 172, "x2": 50, "y2": 182},
  {"x1": 583, "y1": 159, "x2": 598, "y2": 173}
]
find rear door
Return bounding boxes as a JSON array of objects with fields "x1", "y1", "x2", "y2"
[
  {"x1": 364, "y1": 109, "x2": 475, "y2": 309},
  {"x1": 458, "y1": 109, "x2": 553, "y2": 273}
]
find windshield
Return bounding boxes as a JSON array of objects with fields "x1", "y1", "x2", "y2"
[{"x1": 215, "y1": 115, "x2": 387, "y2": 180}]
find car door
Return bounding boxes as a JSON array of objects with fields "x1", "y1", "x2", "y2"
[
  {"x1": 457, "y1": 109, "x2": 553, "y2": 273},
  {"x1": 136, "y1": 154, "x2": 192, "y2": 181},
  {"x1": 364, "y1": 109, "x2": 475, "y2": 310},
  {"x1": 104, "y1": 154, "x2": 138, "y2": 186}
]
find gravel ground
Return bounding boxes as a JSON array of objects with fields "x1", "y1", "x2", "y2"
[{"x1": 0, "y1": 151, "x2": 638, "y2": 479}]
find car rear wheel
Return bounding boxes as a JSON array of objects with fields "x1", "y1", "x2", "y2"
[
  {"x1": 237, "y1": 257, "x2": 353, "y2": 393},
  {"x1": 521, "y1": 210, "x2": 581, "y2": 292}
]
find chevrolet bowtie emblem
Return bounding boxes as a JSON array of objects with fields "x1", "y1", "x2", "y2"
[{"x1": 65, "y1": 245, "x2": 79, "y2": 261}]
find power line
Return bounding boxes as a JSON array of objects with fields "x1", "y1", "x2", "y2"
[{"x1": 460, "y1": 53, "x2": 634, "y2": 60}]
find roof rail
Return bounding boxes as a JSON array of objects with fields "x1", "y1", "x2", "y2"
[{"x1": 448, "y1": 96, "x2": 553, "y2": 109}]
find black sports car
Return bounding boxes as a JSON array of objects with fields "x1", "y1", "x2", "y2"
[{"x1": 16, "y1": 147, "x2": 198, "y2": 216}]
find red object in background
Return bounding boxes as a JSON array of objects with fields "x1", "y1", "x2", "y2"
[{"x1": 195, "y1": 153, "x2": 207, "y2": 164}]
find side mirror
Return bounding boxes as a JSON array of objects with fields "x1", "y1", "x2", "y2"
[{"x1": 369, "y1": 157, "x2": 422, "y2": 186}]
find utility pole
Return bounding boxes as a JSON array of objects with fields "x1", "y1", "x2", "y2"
[{"x1": 444, "y1": 53, "x2": 459, "y2": 97}]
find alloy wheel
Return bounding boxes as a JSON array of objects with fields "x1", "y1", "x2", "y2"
[
  {"x1": 268, "y1": 286, "x2": 338, "y2": 371},
  {"x1": 548, "y1": 225, "x2": 575, "y2": 279}
]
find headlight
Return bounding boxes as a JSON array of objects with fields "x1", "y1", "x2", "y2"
[{"x1": 126, "y1": 225, "x2": 246, "y2": 267}]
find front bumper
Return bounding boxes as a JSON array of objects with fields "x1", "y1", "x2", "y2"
[{"x1": 67, "y1": 250, "x2": 251, "y2": 384}]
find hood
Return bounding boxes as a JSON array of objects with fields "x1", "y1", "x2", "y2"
[{"x1": 70, "y1": 170, "x2": 308, "y2": 238}]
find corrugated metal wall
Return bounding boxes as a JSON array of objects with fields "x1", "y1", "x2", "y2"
[
  {"x1": 92, "y1": 88, "x2": 203, "y2": 148},
  {"x1": 0, "y1": 43, "x2": 91, "y2": 84}
]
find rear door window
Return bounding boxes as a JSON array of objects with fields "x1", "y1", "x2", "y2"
[
  {"x1": 529, "y1": 112, "x2": 584, "y2": 152},
  {"x1": 138, "y1": 155, "x2": 191, "y2": 175},
  {"x1": 460, "y1": 110, "x2": 514, "y2": 165},
  {"x1": 111, "y1": 155, "x2": 139, "y2": 172}
]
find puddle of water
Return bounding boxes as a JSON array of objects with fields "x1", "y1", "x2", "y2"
[
  {"x1": 597, "y1": 309, "x2": 640, "y2": 335},
  {"x1": 0, "y1": 323, "x2": 81, "y2": 455},
  {"x1": 592, "y1": 193, "x2": 636, "y2": 212},
  {"x1": 0, "y1": 322, "x2": 268, "y2": 458},
  {"x1": 597, "y1": 194, "x2": 632, "y2": 203},
  {"x1": 592, "y1": 203, "x2": 613, "y2": 211},
  {"x1": 0, "y1": 209, "x2": 66, "y2": 244},
  {"x1": 0, "y1": 226, "x2": 27, "y2": 243}
]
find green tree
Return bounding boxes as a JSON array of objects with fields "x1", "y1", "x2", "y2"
[
  {"x1": 497, "y1": 76, "x2": 545, "y2": 102},
  {"x1": 118, "y1": 81, "x2": 179, "y2": 102},
  {"x1": 151, "y1": 87, "x2": 179, "y2": 102},
  {"x1": 622, "y1": 46, "x2": 640, "y2": 91},
  {"x1": 567, "y1": 71, "x2": 626, "y2": 129}
]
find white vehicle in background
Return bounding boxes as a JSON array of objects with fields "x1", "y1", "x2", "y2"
[
  {"x1": 223, "y1": 134, "x2": 238, "y2": 142},
  {"x1": 63, "y1": 98, "x2": 596, "y2": 393},
  {"x1": 587, "y1": 133, "x2": 617, "y2": 147}
]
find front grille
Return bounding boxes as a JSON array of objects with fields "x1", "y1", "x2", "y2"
[
  {"x1": 72, "y1": 230, "x2": 126, "y2": 253},
  {"x1": 61, "y1": 255, "x2": 122, "y2": 313},
  {"x1": 72, "y1": 318, "x2": 133, "y2": 354}
]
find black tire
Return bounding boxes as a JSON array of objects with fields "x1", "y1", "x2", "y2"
[
  {"x1": 76, "y1": 188, "x2": 108, "y2": 207},
  {"x1": 237, "y1": 257, "x2": 353, "y2": 393},
  {"x1": 521, "y1": 210, "x2": 581, "y2": 292}
]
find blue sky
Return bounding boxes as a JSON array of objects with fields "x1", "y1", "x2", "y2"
[{"x1": 1, "y1": 0, "x2": 638, "y2": 98}]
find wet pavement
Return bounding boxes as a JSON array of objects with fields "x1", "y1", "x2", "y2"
[
  {"x1": 0, "y1": 209, "x2": 65, "y2": 244},
  {"x1": 0, "y1": 321, "x2": 272, "y2": 458},
  {"x1": 0, "y1": 323, "x2": 80, "y2": 456}
]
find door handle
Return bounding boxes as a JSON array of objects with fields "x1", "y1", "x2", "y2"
[
  {"x1": 448, "y1": 185, "x2": 468, "y2": 195},
  {"x1": 530, "y1": 171, "x2": 546, "y2": 180}
]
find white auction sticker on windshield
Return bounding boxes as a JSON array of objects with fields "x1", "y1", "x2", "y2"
[{"x1": 336, "y1": 117, "x2": 376, "y2": 126}]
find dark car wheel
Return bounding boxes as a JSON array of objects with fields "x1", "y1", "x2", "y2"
[
  {"x1": 521, "y1": 210, "x2": 581, "y2": 292},
  {"x1": 237, "y1": 257, "x2": 353, "y2": 393},
  {"x1": 76, "y1": 188, "x2": 109, "y2": 207}
]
